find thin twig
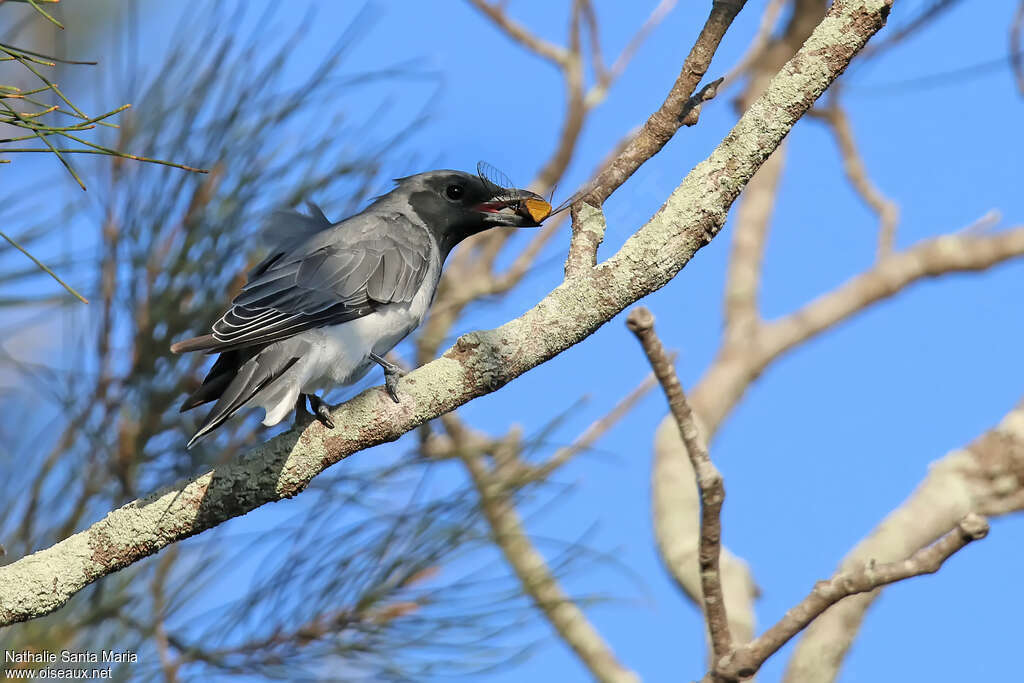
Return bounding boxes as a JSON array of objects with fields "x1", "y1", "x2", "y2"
[
  {"x1": 0, "y1": 230, "x2": 88, "y2": 303},
  {"x1": 464, "y1": 0, "x2": 569, "y2": 65},
  {"x1": 719, "y1": 0, "x2": 786, "y2": 90},
  {"x1": 810, "y1": 100, "x2": 900, "y2": 258},
  {"x1": 519, "y1": 364, "x2": 664, "y2": 483},
  {"x1": 584, "y1": 0, "x2": 679, "y2": 108},
  {"x1": 1012, "y1": 0, "x2": 1024, "y2": 95},
  {"x1": 584, "y1": 0, "x2": 747, "y2": 206},
  {"x1": 625, "y1": 307, "x2": 731, "y2": 666}
]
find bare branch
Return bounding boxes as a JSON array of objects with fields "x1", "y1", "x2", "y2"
[
  {"x1": 722, "y1": 145, "x2": 785, "y2": 348},
  {"x1": 785, "y1": 398, "x2": 1024, "y2": 682},
  {"x1": 565, "y1": 76, "x2": 724, "y2": 273},
  {"x1": 533, "y1": 1, "x2": 587, "y2": 190},
  {"x1": 0, "y1": 0, "x2": 894, "y2": 626},
  {"x1": 626, "y1": 307, "x2": 731, "y2": 663},
  {"x1": 459, "y1": 440, "x2": 639, "y2": 683},
  {"x1": 584, "y1": 0, "x2": 679, "y2": 108},
  {"x1": 692, "y1": 223, "x2": 1024, "y2": 438},
  {"x1": 585, "y1": 0, "x2": 748, "y2": 206},
  {"x1": 719, "y1": 514, "x2": 989, "y2": 681},
  {"x1": 810, "y1": 100, "x2": 900, "y2": 257},
  {"x1": 1013, "y1": 0, "x2": 1024, "y2": 96},
  {"x1": 651, "y1": 418, "x2": 759, "y2": 650},
  {"x1": 720, "y1": 0, "x2": 787, "y2": 90},
  {"x1": 564, "y1": 201, "x2": 607, "y2": 278},
  {"x1": 464, "y1": 0, "x2": 569, "y2": 66}
]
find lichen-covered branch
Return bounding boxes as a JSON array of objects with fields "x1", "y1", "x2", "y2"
[{"x1": 0, "y1": 0, "x2": 893, "y2": 627}]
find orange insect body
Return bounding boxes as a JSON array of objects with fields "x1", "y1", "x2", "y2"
[{"x1": 522, "y1": 197, "x2": 552, "y2": 222}]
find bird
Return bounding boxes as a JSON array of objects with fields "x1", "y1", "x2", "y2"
[{"x1": 171, "y1": 169, "x2": 549, "y2": 448}]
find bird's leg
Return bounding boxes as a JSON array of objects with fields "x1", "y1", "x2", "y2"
[
  {"x1": 369, "y1": 352, "x2": 405, "y2": 403},
  {"x1": 294, "y1": 393, "x2": 310, "y2": 420},
  {"x1": 306, "y1": 393, "x2": 335, "y2": 429}
]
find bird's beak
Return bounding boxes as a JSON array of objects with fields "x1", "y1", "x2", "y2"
[{"x1": 474, "y1": 189, "x2": 551, "y2": 228}]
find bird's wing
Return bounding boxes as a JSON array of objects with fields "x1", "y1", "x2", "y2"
[{"x1": 207, "y1": 212, "x2": 433, "y2": 352}]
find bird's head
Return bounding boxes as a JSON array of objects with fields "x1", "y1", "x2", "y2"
[{"x1": 392, "y1": 170, "x2": 550, "y2": 255}]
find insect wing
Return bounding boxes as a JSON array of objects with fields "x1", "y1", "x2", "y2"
[
  {"x1": 476, "y1": 161, "x2": 517, "y2": 202},
  {"x1": 549, "y1": 186, "x2": 589, "y2": 216}
]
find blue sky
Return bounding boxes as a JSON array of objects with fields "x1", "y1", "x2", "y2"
[{"x1": 6, "y1": 1, "x2": 1024, "y2": 681}]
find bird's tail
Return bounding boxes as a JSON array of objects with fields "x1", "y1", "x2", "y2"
[
  {"x1": 185, "y1": 346, "x2": 301, "y2": 449},
  {"x1": 170, "y1": 334, "x2": 220, "y2": 354}
]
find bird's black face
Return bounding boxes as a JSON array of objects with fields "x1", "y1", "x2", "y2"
[{"x1": 402, "y1": 170, "x2": 550, "y2": 255}]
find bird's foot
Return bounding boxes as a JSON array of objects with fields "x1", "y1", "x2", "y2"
[
  {"x1": 370, "y1": 352, "x2": 406, "y2": 403},
  {"x1": 306, "y1": 393, "x2": 335, "y2": 429}
]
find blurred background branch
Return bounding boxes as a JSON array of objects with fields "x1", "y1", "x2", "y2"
[{"x1": 1, "y1": 0, "x2": 205, "y2": 303}]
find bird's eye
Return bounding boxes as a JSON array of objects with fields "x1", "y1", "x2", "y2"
[{"x1": 445, "y1": 184, "x2": 464, "y2": 200}]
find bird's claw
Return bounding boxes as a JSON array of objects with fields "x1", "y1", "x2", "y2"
[
  {"x1": 384, "y1": 369, "x2": 404, "y2": 403},
  {"x1": 370, "y1": 352, "x2": 405, "y2": 403},
  {"x1": 307, "y1": 394, "x2": 335, "y2": 429}
]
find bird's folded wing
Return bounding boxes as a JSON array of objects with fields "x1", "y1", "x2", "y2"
[{"x1": 207, "y1": 213, "x2": 432, "y2": 352}]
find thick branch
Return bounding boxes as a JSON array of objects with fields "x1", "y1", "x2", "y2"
[
  {"x1": 626, "y1": 307, "x2": 730, "y2": 663},
  {"x1": 0, "y1": 0, "x2": 892, "y2": 626},
  {"x1": 718, "y1": 514, "x2": 989, "y2": 681}
]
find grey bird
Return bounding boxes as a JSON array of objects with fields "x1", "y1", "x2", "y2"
[{"x1": 171, "y1": 169, "x2": 549, "y2": 448}]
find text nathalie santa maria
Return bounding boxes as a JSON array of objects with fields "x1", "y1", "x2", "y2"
[{"x1": 5, "y1": 651, "x2": 136, "y2": 664}]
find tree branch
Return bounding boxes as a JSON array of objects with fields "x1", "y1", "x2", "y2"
[
  {"x1": 584, "y1": 0, "x2": 679, "y2": 108},
  {"x1": 691, "y1": 223, "x2": 1024, "y2": 438},
  {"x1": 651, "y1": 416, "x2": 759, "y2": 650},
  {"x1": 0, "y1": 0, "x2": 894, "y2": 626},
  {"x1": 721, "y1": 145, "x2": 785, "y2": 348},
  {"x1": 459, "y1": 440, "x2": 639, "y2": 683},
  {"x1": 464, "y1": 0, "x2": 569, "y2": 66},
  {"x1": 626, "y1": 307, "x2": 730, "y2": 664},
  {"x1": 784, "y1": 397, "x2": 1024, "y2": 682},
  {"x1": 810, "y1": 100, "x2": 900, "y2": 257},
  {"x1": 718, "y1": 514, "x2": 989, "y2": 681},
  {"x1": 585, "y1": 0, "x2": 748, "y2": 206}
]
